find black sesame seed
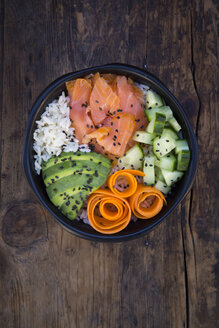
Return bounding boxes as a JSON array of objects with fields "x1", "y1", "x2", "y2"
[
  {"x1": 115, "y1": 129, "x2": 118, "y2": 133},
  {"x1": 135, "y1": 119, "x2": 140, "y2": 122},
  {"x1": 166, "y1": 140, "x2": 169, "y2": 142},
  {"x1": 99, "y1": 107, "x2": 102, "y2": 111},
  {"x1": 149, "y1": 164, "x2": 153, "y2": 167},
  {"x1": 116, "y1": 116, "x2": 120, "y2": 119},
  {"x1": 95, "y1": 100, "x2": 99, "y2": 103},
  {"x1": 111, "y1": 122, "x2": 113, "y2": 126},
  {"x1": 145, "y1": 163, "x2": 148, "y2": 167},
  {"x1": 113, "y1": 142, "x2": 116, "y2": 146},
  {"x1": 131, "y1": 104, "x2": 133, "y2": 108},
  {"x1": 118, "y1": 142, "x2": 121, "y2": 146}
]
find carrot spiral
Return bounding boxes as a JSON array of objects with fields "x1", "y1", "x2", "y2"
[
  {"x1": 128, "y1": 184, "x2": 166, "y2": 219},
  {"x1": 107, "y1": 169, "x2": 145, "y2": 198},
  {"x1": 87, "y1": 189, "x2": 131, "y2": 234}
]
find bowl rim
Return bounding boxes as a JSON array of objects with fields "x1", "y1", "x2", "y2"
[{"x1": 23, "y1": 63, "x2": 198, "y2": 242}]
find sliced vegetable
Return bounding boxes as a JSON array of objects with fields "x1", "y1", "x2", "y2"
[
  {"x1": 161, "y1": 128, "x2": 179, "y2": 140},
  {"x1": 153, "y1": 135, "x2": 176, "y2": 158},
  {"x1": 87, "y1": 189, "x2": 131, "y2": 234},
  {"x1": 145, "y1": 106, "x2": 173, "y2": 122},
  {"x1": 117, "y1": 144, "x2": 144, "y2": 170},
  {"x1": 169, "y1": 117, "x2": 182, "y2": 132},
  {"x1": 108, "y1": 169, "x2": 145, "y2": 198},
  {"x1": 146, "y1": 112, "x2": 166, "y2": 135},
  {"x1": 143, "y1": 155, "x2": 155, "y2": 185},
  {"x1": 145, "y1": 90, "x2": 164, "y2": 109},
  {"x1": 133, "y1": 131, "x2": 155, "y2": 145},
  {"x1": 161, "y1": 169, "x2": 184, "y2": 186},
  {"x1": 128, "y1": 184, "x2": 166, "y2": 219},
  {"x1": 155, "y1": 166, "x2": 165, "y2": 182},
  {"x1": 155, "y1": 153, "x2": 176, "y2": 171},
  {"x1": 154, "y1": 180, "x2": 171, "y2": 194},
  {"x1": 175, "y1": 139, "x2": 189, "y2": 153},
  {"x1": 177, "y1": 150, "x2": 190, "y2": 171}
]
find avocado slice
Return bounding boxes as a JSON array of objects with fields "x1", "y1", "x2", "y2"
[
  {"x1": 43, "y1": 159, "x2": 111, "y2": 187},
  {"x1": 42, "y1": 151, "x2": 111, "y2": 171}
]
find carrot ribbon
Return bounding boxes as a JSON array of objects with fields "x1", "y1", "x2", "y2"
[
  {"x1": 128, "y1": 184, "x2": 166, "y2": 219},
  {"x1": 107, "y1": 169, "x2": 145, "y2": 198},
  {"x1": 87, "y1": 189, "x2": 131, "y2": 234}
]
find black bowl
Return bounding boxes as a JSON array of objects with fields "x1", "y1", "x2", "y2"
[{"x1": 23, "y1": 63, "x2": 198, "y2": 242}]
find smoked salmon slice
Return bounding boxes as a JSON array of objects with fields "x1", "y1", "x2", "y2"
[
  {"x1": 66, "y1": 78, "x2": 95, "y2": 143},
  {"x1": 83, "y1": 113, "x2": 135, "y2": 157},
  {"x1": 116, "y1": 76, "x2": 148, "y2": 133},
  {"x1": 90, "y1": 76, "x2": 121, "y2": 124}
]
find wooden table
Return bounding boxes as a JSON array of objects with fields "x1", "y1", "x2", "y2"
[{"x1": 0, "y1": 1, "x2": 218, "y2": 327}]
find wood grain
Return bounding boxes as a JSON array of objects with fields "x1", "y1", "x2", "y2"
[{"x1": 0, "y1": 0, "x2": 218, "y2": 327}]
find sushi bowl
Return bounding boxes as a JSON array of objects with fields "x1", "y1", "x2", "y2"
[{"x1": 23, "y1": 63, "x2": 198, "y2": 242}]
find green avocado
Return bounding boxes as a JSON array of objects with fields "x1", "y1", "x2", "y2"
[
  {"x1": 43, "y1": 151, "x2": 112, "y2": 220},
  {"x1": 42, "y1": 151, "x2": 111, "y2": 171}
]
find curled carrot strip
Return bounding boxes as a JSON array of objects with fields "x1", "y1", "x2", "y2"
[
  {"x1": 87, "y1": 189, "x2": 131, "y2": 234},
  {"x1": 107, "y1": 169, "x2": 145, "y2": 198},
  {"x1": 129, "y1": 184, "x2": 167, "y2": 219}
]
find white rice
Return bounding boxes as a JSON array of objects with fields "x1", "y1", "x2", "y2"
[
  {"x1": 33, "y1": 92, "x2": 90, "y2": 174},
  {"x1": 135, "y1": 83, "x2": 149, "y2": 103}
]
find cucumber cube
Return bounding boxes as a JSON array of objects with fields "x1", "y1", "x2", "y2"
[
  {"x1": 118, "y1": 144, "x2": 143, "y2": 170},
  {"x1": 155, "y1": 154, "x2": 176, "y2": 171},
  {"x1": 154, "y1": 180, "x2": 171, "y2": 194},
  {"x1": 145, "y1": 90, "x2": 164, "y2": 109},
  {"x1": 145, "y1": 106, "x2": 173, "y2": 122},
  {"x1": 175, "y1": 139, "x2": 189, "y2": 153},
  {"x1": 133, "y1": 131, "x2": 155, "y2": 145},
  {"x1": 143, "y1": 155, "x2": 155, "y2": 185},
  {"x1": 153, "y1": 135, "x2": 176, "y2": 158},
  {"x1": 155, "y1": 166, "x2": 165, "y2": 182},
  {"x1": 161, "y1": 128, "x2": 179, "y2": 140},
  {"x1": 161, "y1": 169, "x2": 184, "y2": 186},
  {"x1": 146, "y1": 112, "x2": 166, "y2": 135},
  {"x1": 177, "y1": 150, "x2": 190, "y2": 171},
  {"x1": 169, "y1": 117, "x2": 182, "y2": 132}
]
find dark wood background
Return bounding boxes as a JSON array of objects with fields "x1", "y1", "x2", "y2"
[{"x1": 0, "y1": 0, "x2": 218, "y2": 327}]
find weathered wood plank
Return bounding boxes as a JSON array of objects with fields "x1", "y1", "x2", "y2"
[{"x1": 0, "y1": 0, "x2": 218, "y2": 327}]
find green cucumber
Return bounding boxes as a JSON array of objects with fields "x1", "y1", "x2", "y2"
[
  {"x1": 155, "y1": 154, "x2": 176, "y2": 171},
  {"x1": 177, "y1": 150, "x2": 190, "y2": 171},
  {"x1": 118, "y1": 144, "x2": 143, "y2": 170},
  {"x1": 161, "y1": 169, "x2": 184, "y2": 186},
  {"x1": 145, "y1": 106, "x2": 173, "y2": 122},
  {"x1": 161, "y1": 128, "x2": 179, "y2": 140},
  {"x1": 155, "y1": 166, "x2": 165, "y2": 182},
  {"x1": 143, "y1": 155, "x2": 155, "y2": 185},
  {"x1": 145, "y1": 90, "x2": 164, "y2": 109},
  {"x1": 153, "y1": 135, "x2": 176, "y2": 158},
  {"x1": 133, "y1": 131, "x2": 155, "y2": 145},
  {"x1": 154, "y1": 180, "x2": 171, "y2": 194},
  {"x1": 169, "y1": 117, "x2": 182, "y2": 132},
  {"x1": 175, "y1": 139, "x2": 189, "y2": 153},
  {"x1": 146, "y1": 112, "x2": 166, "y2": 135}
]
